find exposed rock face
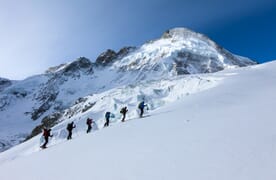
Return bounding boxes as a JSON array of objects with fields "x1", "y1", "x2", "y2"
[
  {"x1": 31, "y1": 57, "x2": 94, "y2": 120},
  {"x1": 63, "y1": 57, "x2": 93, "y2": 76},
  {"x1": 45, "y1": 64, "x2": 67, "y2": 74},
  {"x1": 26, "y1": 112, "x2": 62, "y2": 140},
  {"x1": 95, "y1": 47, "x2": 136, "y2": 66},
  {"x1": 0, "y1": 78, "x2": 12, "y2": 92},
  {"x1": 0, "y1": 96, "x2": 9, "y2": 111},
  {"x1": 117, "y1": 46, "x2": 136, "y2": 57},
  {"x1": 173, "y1": 50, "x2": 225, "y2": 74},
  {"x1": 32, "y1": 92, "x2": 58, "y2": 120},
  {"x1": 95, "y1": 49, "x2": 117, "y2": 65},
  {"x1": 46, "y1": 57, "x2": 93, "y2": 76}
]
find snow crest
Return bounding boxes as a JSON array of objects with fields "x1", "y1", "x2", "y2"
[{"x1": 0, "y1": 27, "x2": 256, "y2": 152}]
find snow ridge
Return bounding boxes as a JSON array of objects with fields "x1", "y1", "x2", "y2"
[{"x1": 0, "y1": 27, "x2": 256, "y2": 152}]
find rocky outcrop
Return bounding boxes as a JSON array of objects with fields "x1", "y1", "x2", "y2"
[
  {"x1": 45, "y1": 64, "x2": 67, "y2": 74},
  {"x1": 63, "y1": 57, "x2": 93, "y2": 76},
  {"x1": 26, "y1": 112, "x2": 62, "y2": 140},
  {"x1": 31, "y1": 57, "x2": 94, "y2": 120},
  {"x1": 95, "y1": 47, "x2": 135, "y2": 66},
  {"x1": 0, "y1": 78, "x2": 12, "y2": 92},
  {"x1": 95, "y1": 49, "x2": 117, "y2": 65},
  {"x1": 117, "y1": 46, "x2": 136, "y2": 57},
  {"x1": 31, "y1": 92, "x2": 58, "y2": 120},
  {"x1": 45, "y1": 57, "x2": 93, "y2": 76},
  {"x1": 115, "y1": 28, "x2": 256, "y2": 77}
]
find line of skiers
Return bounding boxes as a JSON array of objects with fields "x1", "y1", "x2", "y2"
[{"x1": 41, "y1": 101, "x2": 148, "y2": 149}]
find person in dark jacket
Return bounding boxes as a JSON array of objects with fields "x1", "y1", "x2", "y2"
[
  {"x1": 138, "y1": 101, "x2": 148, "y2": 118},
  {"x1": 41, "y1": 128, "x2": 53, "y2": 149},
  {"x1": 86, "y1": 118, "x2": 93, "y2": 133},
  {"x1": 120, "y1": 106, "x2": 128, "y2": 122},
  {"x1": 67, "y1": 122, "x2": 76, "y2": 140},
  {"x1": 104, "y1": 112, "x2": 112, "y2": 127}
]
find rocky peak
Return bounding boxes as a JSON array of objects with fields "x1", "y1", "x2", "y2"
[
  {"x1": 45, "y1": 64, "x2": 67, "y2": 74},
  {"x1": 161, "y1": 27, "x2": 218, "y2": 49},
  {"x1": 45, "y1": 57, "x2": 93, "y2": 76},
  {"x1": 117, "y1": 46, "x2": 136, "y2": 57},
  {"x1": 96, "y1": 47, "x2": 136, "y2": 66},
  {"x1": 113, "y1": 27, "x2": 256, "y2": 77},
  {"x1": 95, "y1": 49, "x2": 117, "y2": 66},
  {"x1": 162, "y1": 27, "x2": 199, "y2": 39},
  {"x1": 63, "y1": 57, "x2": 93, "y2": 75}
]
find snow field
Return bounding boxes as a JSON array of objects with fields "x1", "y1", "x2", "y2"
[
  {"x1": 0, "y1": 72, "x2": 221, "y2": 163},
  {"x1": 0, "y1": 61, "x2": 275, "y2": 180}
]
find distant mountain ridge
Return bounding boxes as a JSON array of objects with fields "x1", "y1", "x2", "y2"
[{"x1": 0, "y1": 27, "x2": 256, "y2": 152}]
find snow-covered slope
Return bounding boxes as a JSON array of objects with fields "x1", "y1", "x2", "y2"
[
  {"x1": 0, "y1": 60, "x2": 275, "y2": 180},
  {"x1": 0, "y1": 27, "x2": 256, "y2": 152}
]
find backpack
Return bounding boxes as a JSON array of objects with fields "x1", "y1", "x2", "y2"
[
  {"x1": 86, "y1": 118, "x2": 92, "y2": 125},
  {"x1": 120, "y1": 107, "x2": 127, "y2": 114},
  {"x1": 43, "y1": 128, "x2": 51, "y2": 137},
  {"x1": 105, "y1": 112, "x2": 111, "y2": 119},
  {"x1": 43, "y1": 129, "x2": 48, "y2": 136},
  {"x1": 67, "y1": 123, "x2": 73, "y2": 131},
  {"x1": 138, "y1": 102, "x2": 144, "y2": 109}
]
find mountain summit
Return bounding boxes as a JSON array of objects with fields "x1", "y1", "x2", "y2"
[
  {"x1": 110, "y1": 27, "x2": 255, "y2": 78},
  {"x1": 0, "y1": 27, "x2": 256, "y2": 152}
]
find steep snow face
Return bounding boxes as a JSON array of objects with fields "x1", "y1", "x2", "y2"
[
  {"x1": 0, "y1": 61, "x2": 275, "y2": 180},
  {"x1": 0, "y1": 74, "x2": 49, "y2": 152},
  {"x1": 0, "y1": 28, "x2": 256, "y2": 152},
  {"x1": 0, "y1": 58, "x2": 96, "y2": 151},
  {"x1": 112, "y1": 28, "x2": 255, "y2": 80}
]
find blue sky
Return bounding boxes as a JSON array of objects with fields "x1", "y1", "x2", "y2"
[{"x1": 0, "y1": 0, "x2": 276, "y2": 79}]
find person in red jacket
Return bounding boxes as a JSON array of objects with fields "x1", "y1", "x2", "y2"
[
  {"x1": 86, "y1": 118, "x2": 93, "y2": 133},
  {"x1": 40, "y1": 128, "x2": 53, "y2": 149}
]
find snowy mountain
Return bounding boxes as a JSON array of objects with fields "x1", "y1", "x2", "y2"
[
  {"x1": 0, "y1": 77, "x2": 12, "y2": 92},
  {"x1": 111, "y1": 28, "x2": 254, "y2": 77},
  {"x1": 0, "y1": 59, "x2": 275, "y2": 180},
  {"x1": 0, "y1": 27, "x2": 256, "y2": 152}
]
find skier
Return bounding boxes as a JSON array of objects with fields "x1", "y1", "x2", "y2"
[
  {"x1": 120, "y1": 106, "x2": 128, "y2": 122},
  {"x1": 86, "y1": 118, "x2": 93, "y2": 133},
  {"x1": 138, "y1": 101, "x2": 148, "y2": 118},
  {"x1": 67, "y1": 122, "x2": 76, "y2": 140},
  {"x1": 40, "y1": 128, "x2": 53, "y2": 149},
  {"x1": 104, "y1": 112, "x2": 112, "y2": 127}
]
